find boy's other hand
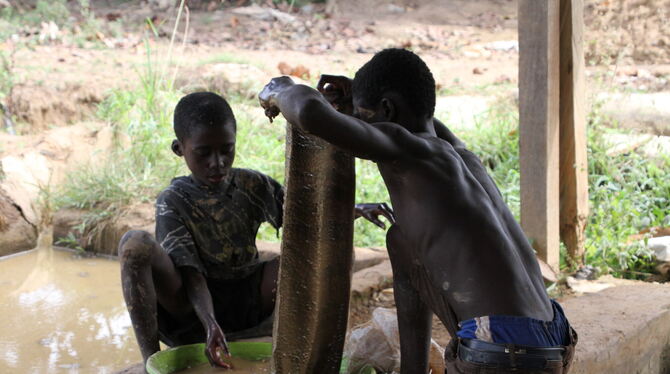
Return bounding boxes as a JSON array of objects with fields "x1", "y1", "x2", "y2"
[
  {"x1": 205, "y1": 322, "x2": 232, "y2": 368},
  {"x1": 259, "y1": 76, "x2": 295, "y2": 123},
  {"x1": 355, "y1": 203, "x2": 396, "y2": 229},
  {"x1": 317, "y1": 74, "x2": 353, "y2": 115}
]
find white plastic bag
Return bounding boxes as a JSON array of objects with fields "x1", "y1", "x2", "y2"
[
  {"x1": 344, "y1": 307, "x2": 446, "y2": 374},
  {"x1": 345, "y1": 307, "x2": 401, "y2": 374}
]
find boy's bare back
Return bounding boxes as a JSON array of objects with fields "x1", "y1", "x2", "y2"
[{"x1": 260, "y1": 49, "x2": 575, "y2": 373}]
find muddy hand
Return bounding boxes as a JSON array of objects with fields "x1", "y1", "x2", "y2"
[
  {"x1": 316, "y1": 74, "x2": 353, "y2": 115},
  {"x1": 355, "y1": 203, "x2": 396, "y2": 229},
  {"x1": 205, "y1": 324, "x2": 232, "y2": 369},
  {"x1": 259, "y1": 76, "x2": 295, "y2": 123}
]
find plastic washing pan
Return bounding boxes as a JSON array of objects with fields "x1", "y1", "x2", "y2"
[{"x1": 146, "y1": 342, "x2": 376, "y2": 374}]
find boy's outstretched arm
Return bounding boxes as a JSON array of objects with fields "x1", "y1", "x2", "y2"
[
  {"x1": 259, "y1": 77, "x2": 429, "y2": 162},
  {"x1": 180, "y1": 268, "x2": 231, "y2": 368}
]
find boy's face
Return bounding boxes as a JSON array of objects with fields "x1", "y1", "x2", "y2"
[{"x1": 174, "y1": 122, "x2": 236, "y2": 188}]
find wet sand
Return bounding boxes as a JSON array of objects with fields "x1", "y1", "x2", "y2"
[{"x1": 0, "y1": 245, "x2": 140, "y2": 372}]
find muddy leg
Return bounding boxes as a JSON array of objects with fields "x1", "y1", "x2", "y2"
[
  {"x1": 386, "y1": 226, "x2": 432, "y2": 374},
  {"x1": 260, "y1": 256, "x2": 279, "y2": 318},
  {"x1": 118, "y1": 230, "x2": 189, "y2": 365}
]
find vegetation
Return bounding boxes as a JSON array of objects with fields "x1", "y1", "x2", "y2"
[
  {"x1": 53, "y1": 68, "x2": 670, "y2": 278},
  {"x1": 6, "y1": 1, "x2": 666, "y2": 278}
]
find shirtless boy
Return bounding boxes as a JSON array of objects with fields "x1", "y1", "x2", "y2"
[
  {"x1": 259, "y1": 49, "x2": 577, "y2": 373},
  {"x1": 118, "y1": 92, "x2": 394, "y2": 370}
]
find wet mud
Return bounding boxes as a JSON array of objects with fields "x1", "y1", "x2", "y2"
[
  {"x1": 272, "y1": 125, "x2": 356, "y2": 373},
  {"x1": 0, "y1": 242, "x2": 140, "y2": 372}
]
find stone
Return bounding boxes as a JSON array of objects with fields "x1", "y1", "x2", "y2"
[
  {"x1": 482, "y1": 40, "x2": 519, "y2": 52},
  {"x1": 598, "y1": 92, "x2": 670, "y2": 136},
  {"x1": 639, "y1": 136, "x2": 670, "y2": 160},
  {"x1": 0, "y1": 152, "x2": 52, "y2": 227},
  {"x1": 351, "y1": 260, "x2": 393, "y2": 301},
  {"x1": 602, "y1": 133, "x2": 653, "y2": 157},
  {"x1": 648, "y1": 236, "x2": 670, "y2": 262},
  {"x1": 353, "y1": 246, "x2": 389, "y2": 272},
  {"x1": 566, "y1": 276, "x2": 615, "y2": 294},
  {"x1": 564, "y1": 284, "x2": 670, "y2": 374},
  {"x1": 52, "y1": 204, "x2": 154, "y2": 256},
  {"x1": 231, "y1": 5, "x2": 297, "y2": 24},
  {"x1": 0, "y1": 188, "x2": 37, "y2": 256}
]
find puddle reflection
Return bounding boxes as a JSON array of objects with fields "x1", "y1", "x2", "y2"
[{"x1": 0, "y1": 247, "x2": 141, "y2": 373}]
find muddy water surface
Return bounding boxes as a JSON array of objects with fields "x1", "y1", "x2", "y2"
[
  {"x1": 0, "y1": 245, "x2": 140, "y2": 373},
  {"x1": 176, "y1": 358, "x2": 270, "y2": 374}
]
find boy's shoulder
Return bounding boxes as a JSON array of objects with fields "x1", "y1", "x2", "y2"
[
  {"x1": 231, "y1": 168, "x2": 279, "y2": 187},
  {"x1": 156, "y1": 175, "x2": 192, "y2": 202}
]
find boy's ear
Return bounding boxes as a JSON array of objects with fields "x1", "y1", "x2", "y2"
[
  {"x1": 380, "y1": 98, "x2": 396, "y2": 121},
  {"x1": 171, "y1": 139, "x2": 184, "y2": 156}
]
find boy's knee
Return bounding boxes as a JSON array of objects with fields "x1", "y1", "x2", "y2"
[{"x1": 118, "y1": 230, "x2": 157, "y2": 265}]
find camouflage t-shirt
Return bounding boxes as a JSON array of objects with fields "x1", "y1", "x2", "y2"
[{"x1": 155, "y1": 168, "x2": 284, "y2": 280}]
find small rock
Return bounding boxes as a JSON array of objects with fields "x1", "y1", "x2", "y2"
[
  {"x1": 482, "y1": 40, "x2": 519, "y2": 52},
  {"x1": 637, "y1": 69, "x2": 654, "y2": 79},
  {"x1": 385, "y1": 4, "x2": 405, "y2": 14},
  {"x1": 494, "y1": 75, "x2": 512, "y2": 84},
  {"x1": 472, "y1": 67, "x2": 485, "y2": 75},
  {"x1": 649, "y1": 236, "x2": 670, "y2": 262},
  {"x1": 573, "y1": 265, "x2": 598, "y2": 280},
  {"x1": 351, "y1": 260, "x2": 393, "y2": 300},
  {"x1": 618, "y1": 66, "x2": 638, "y2": 77},
  {"x1": 566, "y1": 276, "x2": 615, "y2": 294}
]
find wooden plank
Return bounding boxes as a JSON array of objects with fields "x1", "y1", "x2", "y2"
[
  {"x1": 559, "y1": 0, "x2": 589, "y2": 266},
  {"x1": 518, "y1": 0, "x2": 561, "y2": 271}
]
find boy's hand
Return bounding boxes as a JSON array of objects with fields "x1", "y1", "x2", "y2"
[
  {"x1": 259, "y1": 76, "x2": 295, "y2": 123},
  {"x1": 316, "y1": 74, "x2": 354, "y2": 115},
  {"x1": 355, "y1": 203, "x2": 396, "y2": 229},
  {"x1": 205, "y1": 322, "x2": 232, "y2": 369}
]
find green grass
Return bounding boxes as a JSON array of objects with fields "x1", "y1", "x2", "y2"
[{"x1": 55, "y1": 81, "x2": 670, "y2": 277}]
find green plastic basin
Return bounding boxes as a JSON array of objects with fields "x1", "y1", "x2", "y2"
[{"x1": 145, "y1": 342, "x2": 375, "y2": 374}]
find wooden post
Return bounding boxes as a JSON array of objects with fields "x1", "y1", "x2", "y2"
[
  {"x1": 518, "y1": 0, "x2": 561, "y2": 271},
  {"x1": 559, "y1": 0, "x2": 589, "y2": 266}
]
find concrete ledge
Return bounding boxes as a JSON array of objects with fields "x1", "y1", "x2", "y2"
[{"x1": 564, "y1": 284, "x2": 670, "y2": 374}]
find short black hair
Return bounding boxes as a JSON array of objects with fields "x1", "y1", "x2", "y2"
[
  {"x1": 352, "y1": 48, "x2": 436, "y2": 118},
  {"x1": 173, "y1": 92, "x2": 236, "y2": 141}
]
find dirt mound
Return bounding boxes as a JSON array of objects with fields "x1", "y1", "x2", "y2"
[
  {"x1": 585, "y1": 0, "x2": 670, "y2": 65},
  {"x1": 11, "y1": 82, "x2": 104, "y2": 132},
  {"x1": 0, "y1": 188, "x2": 37, "y2": 256}
]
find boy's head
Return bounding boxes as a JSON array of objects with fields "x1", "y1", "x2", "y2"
[
  {"x1": 352, "y1": 48, "x2": 436, "y2": 128},
  {"x1": 171, "y1": 92, "x2": 237, "y2": 187}
]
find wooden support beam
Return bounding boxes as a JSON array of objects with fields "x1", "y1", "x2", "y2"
[
  {"x1": 518, "y1": 0, "x2": 561, "y2": 271},
  {"x1": 559, "y1": 0, "x2": 589, "y2": 266}
]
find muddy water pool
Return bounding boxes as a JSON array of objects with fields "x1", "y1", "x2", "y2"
[
  {"x1": 176, "y1": 357, "x2": 270, "y2": 374},
  {"x1": 0, "y1": 245, "x2": 140, "y2": 373}
]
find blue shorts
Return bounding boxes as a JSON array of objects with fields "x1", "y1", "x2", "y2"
[{"x1": 456, "y1": 300, "x2": 571, "y2": 347}]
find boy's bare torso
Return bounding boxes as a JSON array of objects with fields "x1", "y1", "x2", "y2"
[{"x1": 374, "y1": 129, "x2": 552, "y2": 326}]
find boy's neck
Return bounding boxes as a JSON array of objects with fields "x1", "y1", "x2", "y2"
[{"x1": 402, "y1": 117, "x2": 435, "y2": 136}]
